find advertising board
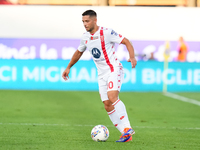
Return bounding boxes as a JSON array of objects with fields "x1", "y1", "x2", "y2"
[{"x1": 0, "y1": 60, "x2": 199, "y2": 92}]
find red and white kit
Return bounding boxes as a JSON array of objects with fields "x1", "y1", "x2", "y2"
[{"x1": 78, "y1": 27, "x2": 125, "y2": 101}]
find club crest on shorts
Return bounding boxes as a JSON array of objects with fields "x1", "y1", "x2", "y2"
[{"x1": 92, "y1": 48, "x2": 101, "y2": 58}]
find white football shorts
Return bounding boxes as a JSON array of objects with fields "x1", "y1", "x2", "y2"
[{"x1": 98, "y1": 66, "x2": 124, "y2": 101}]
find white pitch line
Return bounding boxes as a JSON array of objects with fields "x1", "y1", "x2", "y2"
[
  {"x1": 0, "y1": 123, "x2": 200, "y2": 130},
  {"x1": 163, "y1": 92, "x2": 200, "y2": 106}
]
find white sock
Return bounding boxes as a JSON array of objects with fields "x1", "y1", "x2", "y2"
[
  {"x1": 107, "y1": 109, "x2": 124, "y2": 133},
  {"x1": 113, "y1": 99, "x2": 131, "y2": 129}
]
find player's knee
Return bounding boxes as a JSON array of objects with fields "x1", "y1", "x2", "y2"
[
  {"x1": 107, "y1": 91, "x2": 119, "y2": 103},
  {"x1": 108, "y1": 94, "x2": 118, "y2": 103},
  {"x1": 103, "y1": 100, "x2": 113, "y2": 112}
]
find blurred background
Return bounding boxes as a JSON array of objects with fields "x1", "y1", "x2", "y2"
[{"x1": 0, "y1": 0, "x2": 200, "y2": 92}]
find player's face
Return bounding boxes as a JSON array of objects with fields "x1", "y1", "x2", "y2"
[{"x1": 82, "y1": 15, "x2": 96, "y2": 33}]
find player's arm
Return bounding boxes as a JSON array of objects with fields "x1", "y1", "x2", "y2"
[
  {"x1": 121, "y1": 38, "x2": 137, "y2": 68},
  {"x1": 62, "y1": 50, "x2": 84, "y2": 80}
]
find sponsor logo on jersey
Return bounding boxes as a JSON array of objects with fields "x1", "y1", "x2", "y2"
[
  {"x1": 91, "y1": 36, "x2": 99, "y2": 40},
  {"x1": 94, "y1": 58, "x2": 105, "y2": 62},
  {"x1": 111, "y1": 30, "x2": 118, "y2": 36},
  {"x1": 92, "y1": 48, "x2": 101, "y2": 58}
]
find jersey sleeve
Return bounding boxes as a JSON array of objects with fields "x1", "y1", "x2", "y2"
[
  {"x1": 107, "y1": 28, "x2": 125, "y2": 44},
  {"x1": 77, "y1": 34, "x2": 87, "y2": 52}
]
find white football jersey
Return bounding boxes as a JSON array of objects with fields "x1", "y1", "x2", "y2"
[{"x1": 78, "y1": 27, "x2": 125, "y2": 78}]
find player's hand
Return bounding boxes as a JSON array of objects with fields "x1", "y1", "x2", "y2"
[
  {"x1": 127, "y1": 57, "x2": 137, "y2": 68},
  {"x1": 62, "y1": 68, "x2": 70, "y2": 81}
]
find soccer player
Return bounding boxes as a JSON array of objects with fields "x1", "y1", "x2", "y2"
[{"x1": 62, "y1": 10, "x2": 137, "y2": 142}]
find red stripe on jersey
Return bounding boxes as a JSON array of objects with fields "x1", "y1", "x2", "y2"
[
  {"x1": 120, "y1": 37, "x2": 125, "y2": 44},
  {"x1": 100, "y1": 27, "x2": 114, "y2": 72}
]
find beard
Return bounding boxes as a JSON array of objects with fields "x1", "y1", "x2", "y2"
[{"x1": 86, "y1": 26, "x2": 94, "y2": 33}]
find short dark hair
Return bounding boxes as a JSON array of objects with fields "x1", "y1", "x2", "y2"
[{"x1": 82, "y1": 10, "x2": 97, "y2": 17}]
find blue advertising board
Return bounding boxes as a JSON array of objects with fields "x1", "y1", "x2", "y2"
[{"x1": 0, "y1": 60, "x2": 199, "y2": 92}]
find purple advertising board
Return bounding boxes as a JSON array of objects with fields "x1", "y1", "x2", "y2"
[{"x1": 0, "y1": 38, "x2": 200, "y2": 62}]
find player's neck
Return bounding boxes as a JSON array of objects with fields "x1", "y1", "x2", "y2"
[{"x1": 90, "y1": 26, "x2": 99, "y2": 35}]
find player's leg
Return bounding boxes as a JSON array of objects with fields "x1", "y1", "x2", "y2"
[
  {"x1": 112, "y1": 98, "x2": 131, "y2": 129},
  {"x1": 107, "y1": 67, "x2": 135, "y2": 142},
  {"x1": 98, "y1": 77, "x2": 124, "y2": 133},
  {"x1": 107, "y1": 90, "x2": 130, "y2": 128},
  {"x1": 107, "y1": 90, "x2": 134, "y2": 142},
  {"x1": 103, "y1": 100, "x2": 124, "y2": 133},
  {"x1": 107, "y1": 67, "x2": 132, "y2": 129}
]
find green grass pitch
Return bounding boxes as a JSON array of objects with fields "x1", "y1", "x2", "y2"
[{"x1": 0, "y1": 90, "x2": 200, "y2": 150}]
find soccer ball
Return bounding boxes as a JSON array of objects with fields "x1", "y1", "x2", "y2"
[{"x1": 91, "y1": 125, "x2": 109, "y2": 142}]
